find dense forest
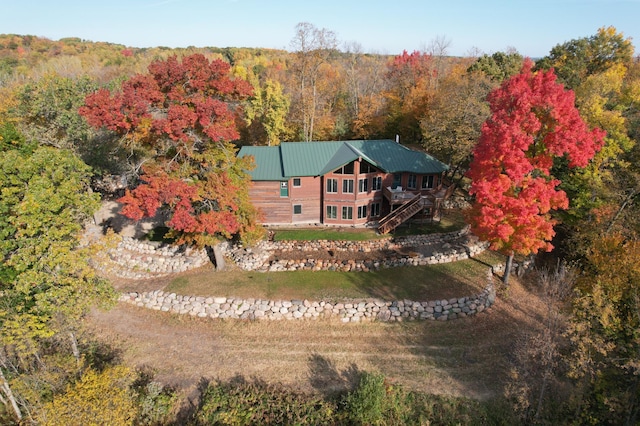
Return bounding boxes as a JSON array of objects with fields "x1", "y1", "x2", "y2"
[{"x1": 1, "y1": 24, "x2": 639, "y2": 424}]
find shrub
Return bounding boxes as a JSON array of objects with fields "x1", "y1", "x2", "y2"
[
  {"x1": 194, "y1": 378, "x2": 336, "y2": 425},
  {"x1": 132, "y1": 372, "x2": 179, "y2": 426},
  {"x1": 343, "y1": 372, "x2": 389, "y2": 425},
  {"x1": 37, "y1": 366, "x2": 137, "y2": 426}
]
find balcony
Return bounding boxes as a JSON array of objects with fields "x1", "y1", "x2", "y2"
[{"x1": 382, "y1": 184, "x2": 450, "y2": 206}]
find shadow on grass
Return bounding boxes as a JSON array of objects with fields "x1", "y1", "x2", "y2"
[
  {"x1": 307, "y1": 353, "x2": 361, "y2": 398},
  {"x1": 362, "y1": 273, "x2": 551, "y2": 402},
  {"x1": 340, "y1": 261, "x2": 491, "y2": 302}
]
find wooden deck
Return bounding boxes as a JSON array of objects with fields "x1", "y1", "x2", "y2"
[{"x1": 378, "y1": 184, "x2": 454, "y2": 234}]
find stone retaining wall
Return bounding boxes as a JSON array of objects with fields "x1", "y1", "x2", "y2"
[
  {"x1": 99, "y1": 227, "x2": 493, "y2": 279},
  {"x1": 443, "y1": 196, "x2": 471, "y2": 210},
  {"x1": 223, "y1": 227, "x2": 489, "y2": 272},
  {"x1": 101, "y1": 236, "x2": 209, "y2": 279},
  {"x1": 119, "y1": 279, "x2": 495, "y2": 323}
]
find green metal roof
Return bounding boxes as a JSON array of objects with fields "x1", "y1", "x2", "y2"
[
  {"x1": 280, "y1": 141, "x2": 343, "y2": 176},
  {"x1": 237, "y1": 146, "x2": 285, "y2": 180},
  {"x1": 347, "y1": 140, "x2": 448, "y2": 174},
  {"x1": 238, "y1": 140, "x2": 448, "y2": 181}
]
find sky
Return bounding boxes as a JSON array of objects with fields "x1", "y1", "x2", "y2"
[{"x1": 2, "y1": 0, "x2": 639, "y2": 58}]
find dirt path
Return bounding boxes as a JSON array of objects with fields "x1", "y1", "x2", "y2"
[{"x1": 85, "y1": 278, "x2": 545, "y2": 401}]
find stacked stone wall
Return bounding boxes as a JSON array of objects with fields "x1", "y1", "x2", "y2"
[
  {"x1": 111, "y1": 227, "x2": 499, "y2": 323},
  {"x1": 119, "y1": 280, "x2": 495, "y2": 323},
  {"x1": 223, "y1": 227, "x2": 489, "y2": 272},
  {"x1": 99, "y1": 236, "x2": 209, "y2": 279}
]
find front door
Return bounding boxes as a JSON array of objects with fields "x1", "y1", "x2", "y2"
[{"x1": 280, "y1": 181, "x2": 289, "y2": 197}]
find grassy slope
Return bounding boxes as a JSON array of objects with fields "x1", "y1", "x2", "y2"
[
  {"x1": 162, "y1": 250, "x2": 505, "y2": 302},
  {"x1": 92, "y1": 214, "x2": 542, "y2": 411},
  {"x1": 87, "y1": 276, "x2": 544, "y2": 403}
]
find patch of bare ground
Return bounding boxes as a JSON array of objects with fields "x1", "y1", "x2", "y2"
[{"x1": 84, "y1": 275, "x2": 548, "y2": 403}]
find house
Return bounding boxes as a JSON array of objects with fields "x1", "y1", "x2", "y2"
[{"x1": 238, "y1": 140, "x2": 452, "y2": 233}]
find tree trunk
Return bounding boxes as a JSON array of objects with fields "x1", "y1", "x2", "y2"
[
  {"x1": 69, "y1": 331, "x2": 80, "y2": 364},
  {"x1": 0, "y1": 368, "x2": 22, "y2": 421},
  {"x1": 309, "y1": 83, "x2": 317, "y2": 142},
  {"x1": 606, "y1": 189, "x2": 638, "y2": 234},
  {"x1": 503, "y1": 252, "x2": 514, "y2": 285},
  {"x1": 212, "y1": 244, "x2": 225, "y2": 271}
]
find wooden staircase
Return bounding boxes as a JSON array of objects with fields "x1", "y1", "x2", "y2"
[{"x1": 377, "y1": 194, "x2": 425, "y2": 234}]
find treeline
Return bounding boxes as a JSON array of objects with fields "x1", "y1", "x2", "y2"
[{"x1": 0, "y1": 24, "x2": 639, "y2": 424}]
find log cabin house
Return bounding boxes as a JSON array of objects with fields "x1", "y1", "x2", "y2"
[{"x1": 238, "y1": 140, "x2": 452, "y2": 233}]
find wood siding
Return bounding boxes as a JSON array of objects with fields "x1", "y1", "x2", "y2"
[
  {"x1": 248, "y1": 161, "x2": 443, "y2": 226},
  {"x1": 290, "y1": 176, "x2": 321, "y2": 224},
  {"x1": 249, "y1": 177, "x2": 321, "y2": 225},
  {"x1": 249, "y1": 181, "x2": 292, "y2": 224}
]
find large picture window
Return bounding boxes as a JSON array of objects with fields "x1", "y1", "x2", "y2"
[
  {"x1": 342, "y1": 179, "x2": 354, "y2": 194},
  {"x1": 370, "y1": 203, "x2": 381, "y2": 217},
  {"x1": 357, "y1": 205, "x2": 368, "y2": 219},
  {"x1": 326, "y1": 205, "x2": 337, "y2": 219},
  {"x1": 326, "y1": 178, "x2": 338, "y2": 193},
  {"x1": 342, "y1": 206, "x2": 353, "y2": 220},
  {"x1": 421, "y1": 175, "x2": 434, "y2": 189},
  {"x1": 372, "y1": 176, "x2": 382, "y2": 191},
  {"x1": 359, "y1": 162, "x2": 377, "y2": 174},
  {"x1": 408, "y1": 174, "x2": 417, "y2": 189},
  {"x1": 333, "y1": 162, "x2": 354, "y2": 174},
  {"x1": 358, "y1": 178, "x2": 368, "y2": 193}
]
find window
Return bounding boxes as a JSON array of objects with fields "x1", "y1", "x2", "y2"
[
  {"x1": 357, "y1": 205, "x2": 368, "y2": 219},
  {"x1": 372, "y1": 176, "x2": 382, "y2": 191},
  {"x1": 326, "y1": 205, "x2": 337, "y2": 219},
  {"x1": 342, "y1": 206, "x2": 353, "y2": 220},
  {"x1": 334, "y1": 162, "x2": 354, "y2": 174},
  {"x1": 370, "y1": 203, "x2": 381, "y2": 217},
  {"x1": 293, "y1": 204, "x2": 302, "y2": 215},
  {"x1": 392, "y1": 173, "x2": 402, "y2": 189},
  {"x1": 358, "y1": 178, "x2": 368, "y2": 193},
  {"x1": 360, "y1": 162, "x2": 377, "y2": 174},
  {"x1": 293, "y1": 178, "x2": 301, "y2": 187},
  {"x1": 342, "y1": 179, "x2": 354, "y2": 193},
  {"x1": 280, "y1": 181, "x2": 288, "y2": 197},
  {"x1": 408, "y1": 174, "x2": 417, "y2": 189},
  {"x1": 326, "y1": 178, "x2": 338, "y2": 193},
  {"x1": 421, "y1": 175, "x2": 434, "y2": 189}
]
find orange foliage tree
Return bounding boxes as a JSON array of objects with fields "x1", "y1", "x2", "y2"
[
  {"x1": 385, "y1": 50, "x2": 436, "y2": 141},
  {"x1": 80, "y1": 54, "x2": 264, "y2": 246}
]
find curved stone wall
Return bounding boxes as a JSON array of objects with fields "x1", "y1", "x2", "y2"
[
  {"x1": 222, "y1": 227, "x2": 489, "y2": 272},
  {"x1": 119, "y1": 280, "x2": 495, "y2": 323},
  {"x1": 111, "y1": 227, "x2": 499, "y2": 323},
  {"x1": 98, "y1": 227, "x2": 490, "y2": 278},
  {"x1": 98, "y1": 236, "x2": 209, "y2": 280}
]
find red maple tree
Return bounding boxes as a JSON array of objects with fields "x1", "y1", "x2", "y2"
[
  {"x1": 80, "y1": 54, "x2": 263, "y2": 246},
  {"x1": 466, "y1": 59, "x2": 605, "y2": 282}
]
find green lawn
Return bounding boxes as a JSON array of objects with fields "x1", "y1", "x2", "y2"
[
  {"x1": 270, "y1": 208, "x2": 467, "y2": 241},
  {"x1": 161, "y1": 208, "x2": 502, "y2": 302},
  {"x1": 164, "y1": 251, "x2": 504, "y2": 302},
  {"x1": 271, "y1": 227, "x2": 383, "y2": 242},
  {"x1": 392, "y1": 208, "x2": 467, "y2": 237}
]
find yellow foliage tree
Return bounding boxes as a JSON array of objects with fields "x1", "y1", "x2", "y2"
[{"x1": 38, "y1": 366, "x2": 137, "y2": 426}]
